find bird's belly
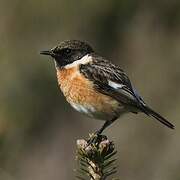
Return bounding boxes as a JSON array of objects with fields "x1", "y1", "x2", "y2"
[
  {"x1": 57, "y1": 67, "x2": 127, "y2": 120},
  {"x1": 66, "y1": 87, "x2": 125, "y2": 120},
  {"x1": 70, "y1": 101, "x2": 125, "y2": 120}
]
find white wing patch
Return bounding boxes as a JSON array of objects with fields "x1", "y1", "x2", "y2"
[
  {"x1": 65, "y1": 54, "x2": 92, "y2": 69},
  {"x1": 108, "y1": 80, "x2": 137, "y2": 101},
  {"x1": 108, "y1": 80, "x2": 125, "y2": 89}
]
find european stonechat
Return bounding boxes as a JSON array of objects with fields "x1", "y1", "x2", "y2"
[{"x1": 40, "y1": 40, "x2": 174, "y2": 134}]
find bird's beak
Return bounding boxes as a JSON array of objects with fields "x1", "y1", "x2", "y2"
[{"x1": 40, "y1": 50, "x2": 53, "y2": 56}]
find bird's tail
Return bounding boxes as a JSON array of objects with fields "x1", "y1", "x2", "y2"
[{"x1": 139, "y1": 105, "x2": 174, "y2": 129}]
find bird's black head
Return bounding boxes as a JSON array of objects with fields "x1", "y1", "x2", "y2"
[{"x1": 40, "y1": 40, "x2": 94, "y2": 68}]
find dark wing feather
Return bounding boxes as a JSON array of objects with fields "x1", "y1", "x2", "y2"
[
  {"x1": 79, "y1": 54, "x2": 174, "y2": 129},
  {"x1": 79, "y1": 54, "x2": 140, "y2": 108}
]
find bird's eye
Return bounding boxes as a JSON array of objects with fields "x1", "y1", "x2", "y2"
[{"x1": 65, "y1": 48, "x2": 71, "y2": 54}]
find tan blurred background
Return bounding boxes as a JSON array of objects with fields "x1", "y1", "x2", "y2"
[{"x1": 0, "y1": 0, "x2": 180, "y2": 179}]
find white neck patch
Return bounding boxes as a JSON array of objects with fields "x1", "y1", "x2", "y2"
[{"x1": 64, "y1": 54, "x2": 92, "y2": 69}]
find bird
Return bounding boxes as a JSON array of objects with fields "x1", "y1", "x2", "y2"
[{"x1": 40, "y1": 40, "x2": 174, "y2": 134}]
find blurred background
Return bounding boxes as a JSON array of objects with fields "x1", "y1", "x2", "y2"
[{"x1": 0, "y1": 0, "x2": 180, "y2": 179}]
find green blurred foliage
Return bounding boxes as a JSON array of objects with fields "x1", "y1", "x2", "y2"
[{"x1": 0, "y1": 0, "x2": 180, "y2": 180}]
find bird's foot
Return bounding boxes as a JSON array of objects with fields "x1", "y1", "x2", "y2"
[{"x1": 86, "y1": 132, "x2": 107, "y2": 146}]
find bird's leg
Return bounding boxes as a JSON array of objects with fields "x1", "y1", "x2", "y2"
[
  {"x1": 96, "y1": 116, "x2": 118, "y2": 135},
  {"x1": 95, "y1": 120, "x2": 112, "y2": 135},
  {"x1": 87, "y1": 117, "x2": 117, "y2": 145}
]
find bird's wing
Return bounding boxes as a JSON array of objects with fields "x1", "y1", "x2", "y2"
[
  {"x1": 79, "y1": 54, "x2": 143, "y2": 108},
  {"x1": 79, "y1": 54, "x2": 174, "y2": 129}
]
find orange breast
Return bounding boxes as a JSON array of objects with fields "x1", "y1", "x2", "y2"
[{"x1": 56, "y1": 66, "x2": 121, "y2": 115}]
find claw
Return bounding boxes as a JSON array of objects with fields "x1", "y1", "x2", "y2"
[
  {"x1": 87, "y1": 133, "x2": 98, "y2": 146},
  {"x1": 86, "y1": 133, "x2": 107, "y2": 147}
]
